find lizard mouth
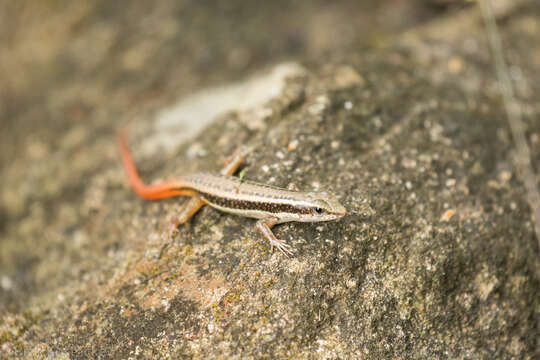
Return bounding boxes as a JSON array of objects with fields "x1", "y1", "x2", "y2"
[{"x1": 332, "y1": 204, "x2": 347, "y2": 218}]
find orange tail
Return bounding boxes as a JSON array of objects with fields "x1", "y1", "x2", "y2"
[{"x1": 118, "y1": 132, "x2": 189, "y2": 200}]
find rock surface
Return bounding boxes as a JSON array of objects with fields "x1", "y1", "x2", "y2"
[{"x1": 1, "y1": 1, "x2": 539, "y2": 359}]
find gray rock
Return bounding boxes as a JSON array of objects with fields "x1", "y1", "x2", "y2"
[{"x1": 1, "y1": 1, "x2": 538, "y2": 359}]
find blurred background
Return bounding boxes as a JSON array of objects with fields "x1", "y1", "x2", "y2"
[{"x1": 0, "y1": 0, "x2": 470, "y2": 169}]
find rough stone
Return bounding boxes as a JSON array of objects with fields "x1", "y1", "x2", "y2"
[{"x1": 1, "y1": 1, "x2": 539, "y2": 359}]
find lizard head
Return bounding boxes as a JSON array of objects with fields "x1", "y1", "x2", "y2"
[{"x1": 297, "y1": 191, "x2": 347, "y2": 222}]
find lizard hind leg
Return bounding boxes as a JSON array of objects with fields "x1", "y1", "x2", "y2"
[{"x1": 173, "y1": 196, "x2": 206, "y2": 227}]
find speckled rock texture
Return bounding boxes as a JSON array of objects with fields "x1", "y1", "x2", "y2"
[{"x1": 1, "y1": 1, "x2": 539, "y2": 359}]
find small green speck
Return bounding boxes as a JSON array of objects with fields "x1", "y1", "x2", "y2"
[{"x1": 238, "y1": 169, "x2": 246, "y2": 182}]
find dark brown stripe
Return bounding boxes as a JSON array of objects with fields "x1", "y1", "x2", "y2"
[{"x1": 200, "y1": 192, "x2": 310, "y2": 214}]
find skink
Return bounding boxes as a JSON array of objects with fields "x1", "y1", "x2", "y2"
[{"x1": 119, "y1": 134, "x2": 347, "y2": 255}]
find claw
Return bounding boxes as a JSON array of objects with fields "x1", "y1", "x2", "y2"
[
  {"x1": 271, "y1": 238, "x2": 293, "y2": 257},
  {"x1": 256, "y1": 218, "x2": 294, "y2": 257}
]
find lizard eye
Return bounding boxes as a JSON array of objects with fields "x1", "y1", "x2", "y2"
[{"x1": 314, "y1": 207, "x2": 324, "y2": 214}]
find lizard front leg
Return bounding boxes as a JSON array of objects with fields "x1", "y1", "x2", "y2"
[{"x1": 255, "y1": 217, "x2": 293, "y2": 256}]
